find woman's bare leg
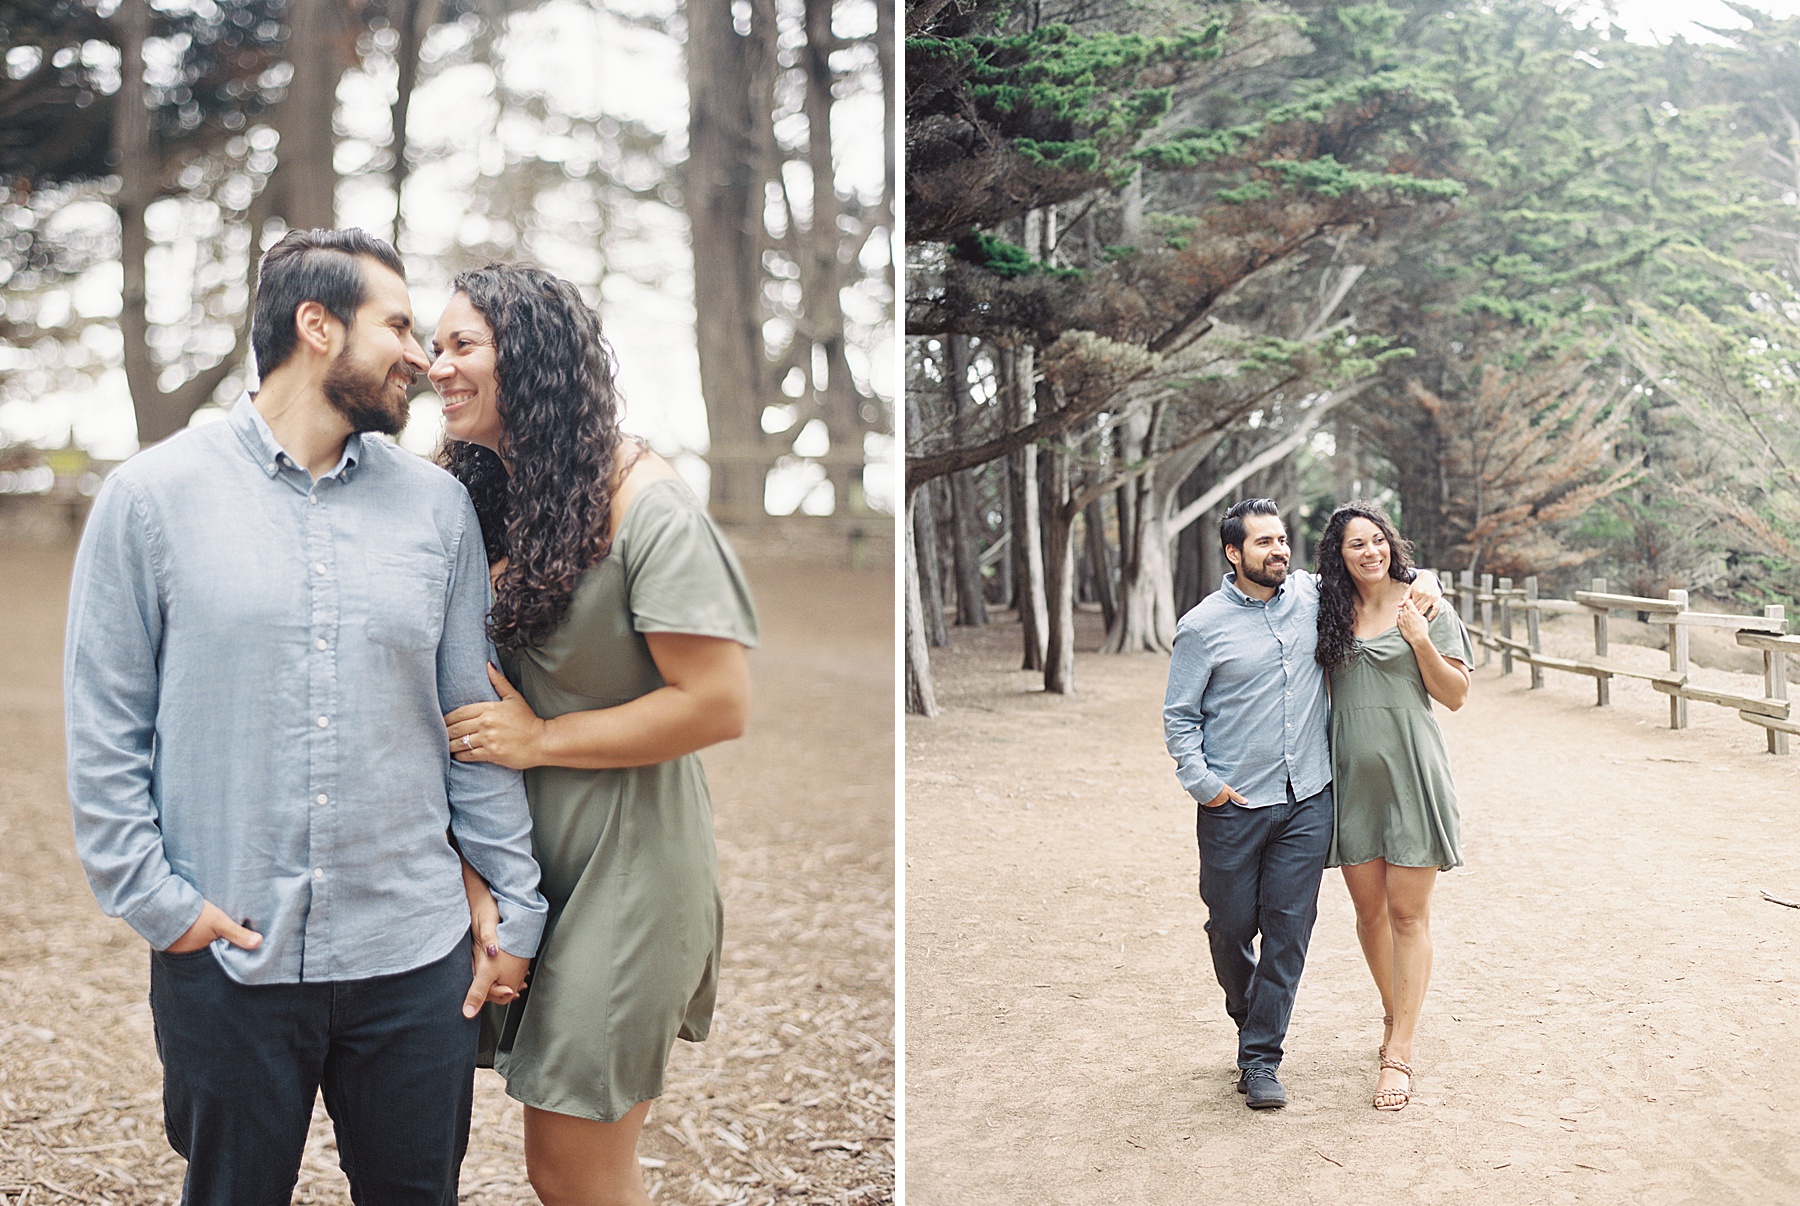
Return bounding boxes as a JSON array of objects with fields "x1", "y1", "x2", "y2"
[
  {"x1": 1379, "y1": 864, "x2": 1439, "y2": 1098},
  {"x1": 523, "y1": 1100, "x2": 653, "y2": 1206},
  {"x1": 1340, "y1": 859, "x2": 1396, "y2": 1048}
]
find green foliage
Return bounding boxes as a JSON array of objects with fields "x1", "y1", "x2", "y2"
[
  {"x1": 1257, "y1": 156, "x2": 1465, "y2": 201},
  {"x1": 907, "y1": 8, "x2": 1230, "y2": 240},
  {"x1": 951, "y1": 232, "x2": 1088, "y2": 280},
  {"x1": 1147, "y1": 212, "x2": 1200, "y2": 249},
  {"x1": 1013, "y1": 139, "x2": 1102, "y2": 174},
  {"x1": 956, "y1": 22, "x2": 1226, "y2": 162}
]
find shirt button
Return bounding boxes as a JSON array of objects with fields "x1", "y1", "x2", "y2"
[
  {"x1": 315, "y1": 638, "x2": 328, "y2": 651},
  {"x1": 313, "y1": 562, "x2": 327, "y2": 575},
  {"x1": 316, "y1": 793, "x2": 328, "y2": 805},
  {"x1": 313, "y1": 867, "x2": 324, "y2": 880},
  {"x1": 308, "y1": 495, "x2": 318, "y2": 506},
  {"x1": 316, "y1": 716, "x2": 329, "y2": 728}
]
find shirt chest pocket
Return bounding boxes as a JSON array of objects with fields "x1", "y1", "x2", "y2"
[{"x1": 363, "y1": 549, "x2": 449, "y2": 652}]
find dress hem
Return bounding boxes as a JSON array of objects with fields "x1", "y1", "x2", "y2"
[
  {"x1": 1328, "y1": 853, "x2": 1462, "y2": 871},
  {"x1": 501, "y1": 1082, "x2": 664, "y2": 1125}
]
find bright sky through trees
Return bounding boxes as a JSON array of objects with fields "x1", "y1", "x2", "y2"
[{"x1": 1590, "y1": 0, "x2": 1800, "y2": 41}]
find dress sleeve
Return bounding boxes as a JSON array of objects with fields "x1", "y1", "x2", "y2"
[
  {"x1": 622, "y1": 483, "x2": 761, "y2": 647},
  {"x1": 1429, "y1": 606, "x2": 1475, "y2": 668}
]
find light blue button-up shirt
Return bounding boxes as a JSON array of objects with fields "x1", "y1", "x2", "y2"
[
  {"x1": 65, "y1": 396, "x2": 547, "y2": 984},
  {"x1": 1163, "y1": 570, "x2": 1332, "y2": 809}
]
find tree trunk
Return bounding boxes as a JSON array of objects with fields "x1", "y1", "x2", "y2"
[
  {"x1": 876, "y1": 0, "x2": 895, "y2": 304},
  {"x1": 686, "y1": 0, "x2": 776, "y2": 521},
  {"x1": 948, "y1": 469, "x2": 988, "y2": 626},
  {"x1": 266, "y1": 0, "x2": 343, "y2": 231},
  {"x1": 1103, "y1": 411, "x2": 1204, "y2": 654},
  {"x1": 1043, "y1": 450, "x2": 1076, "y2": 694},
  {"x1": 113, "y1": 0, "x2": 160, "y2": 435},
  {"x1": 904, "y1": 490, "x2": 940, "y2": 717},
  {"x1": 802, "y1": 0, "x2": 868, "y2": 513},
  {"x1": 914, "y1": 470, "x2": 950, "y2": 647},
  {"x1": 1083, "y1": 497, "x2": 1118, "y2": 631},
  {"x1": 387, "y1": 0, "x2": 443, "y2": 246},
  {"x1": 1004, "y1": 345, "x2": 1048, "y2": 669},
  {"x1": 1173, "y1": 463, "x2": 1209, "y2": 614},
  {"x1": 994, "y1": 462, "x2": 1014, "y2": 606},
  {"x1": 114, "y1": 0, "x2": 265, "y2": 445},
  {"x1": 945, "y1": 336, "x2": 988, "y2": 626},
  {"x1": 1287, "y1": 502, "x2": 1308, "y2": 571},
  {"x1": 933, "y1": 477, "x2": 957, "y2": 611},
  {"x1": 1198, "y1": 507, "x2": 1223, "y2": 604},
  {"x1": 1105, "y1": 484, "x2": 1177, "y2": 654}
]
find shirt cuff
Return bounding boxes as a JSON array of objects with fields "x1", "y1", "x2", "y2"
[
  {"x1": 121, "y1": 876, "x2": 207, "y2": 951},
  {"x1": 495, "y1": 906, "x2": 545, "y2": 959},
  {"x1": 1180, "y1": 767, "x2": 1225, "y2": 806}
]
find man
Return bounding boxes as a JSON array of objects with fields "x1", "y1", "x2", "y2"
[
  {"x1": 1162, "y1": 498, "x2": 1436, "y2": 1110},
  {"x1": 65, "y1": 228, "x2": 546, "y2": 1203}
]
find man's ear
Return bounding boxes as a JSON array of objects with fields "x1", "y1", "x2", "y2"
[
  {"x1": 294, "y1": 300, "x2": 339, "y2": 357},
  {"x1": 1223, "y1": 544, "x2": 1240, "y2": 569}
]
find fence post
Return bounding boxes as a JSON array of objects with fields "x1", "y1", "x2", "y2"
[
  {"x1": 1525, "y1": 576, "x2": 1544, "y2": 689},
  {"x1": 1458, "y1": 570, "x2": 1475, "y2": 630},
  {"x1": 1592, "y1": 576, "x2": 1610, "y2": 707},
  {"x1": 1765, "y1": 604, "x2": 1789, "y2": 755},
  {"x1": 1499, "y1": 576, "x2": 1514, "y2": 675},
  {"x1": 1667, "y1": 588, "x2": 1689, "y2": 730},
  {"x1": 1479, "y1": 572, "x2": 1494, "y2": 668}
]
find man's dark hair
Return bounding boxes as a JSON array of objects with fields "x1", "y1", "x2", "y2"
[
  {"x1": 250, "y1": 228, "x2": 406, "y2": 376},
  {"x1": 1219, "y1": 497, "x2": 1282, "y2": 557}
]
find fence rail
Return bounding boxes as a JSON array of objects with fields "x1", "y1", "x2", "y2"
[{"x1": 1439, "y1": 570, "x2": 1794, "y2": 755}]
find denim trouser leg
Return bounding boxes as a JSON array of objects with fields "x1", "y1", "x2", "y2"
[
  {"x1": 1195, "y1": 784, "x2": 1333, "y2": 1071},
  {"x1": 150, "y1": 938, "x2": 477, "y2": 1206}
]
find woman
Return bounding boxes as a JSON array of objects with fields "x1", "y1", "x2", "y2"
[
  {"x1": 430, "y1": 264, "x2": 757, "y2": 1205},
  {"x1": 1315, "y1": 502, "x2": 1471, "y2": 1112}
]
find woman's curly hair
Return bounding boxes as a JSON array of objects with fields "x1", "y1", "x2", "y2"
[
  {"x1": 437, "y1": 264, "x2": 623, "y2": 648},
  {"x1": 1315, "y1": 501, "x2": 1417, "y2": 673}
]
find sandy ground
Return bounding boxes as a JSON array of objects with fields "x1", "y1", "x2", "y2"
[
  {"x1": 0, "y1": 535, "x2": 893, "y2": 1205},
  {"x1": 905, "y1": 608, "x2": 1800, "y2": 1206}
]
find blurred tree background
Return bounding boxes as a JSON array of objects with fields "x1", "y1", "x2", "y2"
[
  {"x1": 904, "y1": 0, "x2": 1800, "y2": 712},
  {"x1": 0, "y1": 0, "x2": 893, "y2": 524}
]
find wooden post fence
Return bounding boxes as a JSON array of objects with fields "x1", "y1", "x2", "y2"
[
  {"x1": 1437, "y1": 566, "x2": 1794, "y2": 752},
  {"x1": 1498, "y1": 576, "x2": 1514, "y2": 676}
]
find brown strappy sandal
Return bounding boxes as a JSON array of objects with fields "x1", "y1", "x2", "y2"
[{"x1": 1373, "y1": 1055, "x2": 1412, "y2": 1112}]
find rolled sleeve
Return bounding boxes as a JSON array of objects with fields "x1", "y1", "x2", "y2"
[
  {"x1": 437, "y1": 497, "x2": 547, "y2": 958},
  {"x1": 1164, "y1": 620, "x2": 1225, "y2": 805},
  {"x1": 64, "y1": 475, "x2": 205, "y2": 949}
]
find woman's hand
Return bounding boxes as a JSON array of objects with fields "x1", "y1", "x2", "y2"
[
  {"x1": 1396, "y1": 595, "x2": 1431, "y2": 646},
  {"x1": 446, "y1": 664, "x2": 548, "y2": 769},
  {"x1": 1399, "y1": 597, "x2": 1471, "y2": 710},
  {"x1": 459, "y1": 857, "x2": 524, "y2": 1016},
  {"x1": 1406, "y1": 572, "x2": 1442, "y2": 620}
]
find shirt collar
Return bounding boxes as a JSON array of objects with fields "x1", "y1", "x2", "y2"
[
  {"x1": 1221, "y1": 570, "x2": 1286, "y2": 607},
  {"x1": 228, "y1": 392, "x2": 365, "y2": 481}
]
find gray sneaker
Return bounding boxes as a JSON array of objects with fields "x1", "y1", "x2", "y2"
[{"x1": 1238, "y1": 1067, "x2": 1286, "y2": 1110}]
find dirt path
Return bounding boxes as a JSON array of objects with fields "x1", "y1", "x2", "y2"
[
  {"x1": 0, "y1": 538, "x2": 892, "y2": 1205},
  {"x1": 905, "y1": 612, "x2": 1800, "y2": 1205}
]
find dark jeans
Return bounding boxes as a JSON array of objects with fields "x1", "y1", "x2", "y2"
[
  {"x1": 149, "y1": 937, "x2": 477, "y2": 1206},
  {"x1": 1194, "y1": 782, "x2": 1333, "y2": 1071}
]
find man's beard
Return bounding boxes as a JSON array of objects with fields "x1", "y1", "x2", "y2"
[
  {"x1": 1240, "y1": 555, "x2": 1289, "y2": 589},
  {"x1": 322, "y1": 347, "x2": 412, "y2": 436}
]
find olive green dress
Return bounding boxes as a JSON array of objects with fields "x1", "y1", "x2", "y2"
[
  {"x1": 485, "y1": 478, "x2": 759, "y2": 1122},
  {"x1": 1327, "y1": 607, "x2": 1473, "y2": 871}
]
